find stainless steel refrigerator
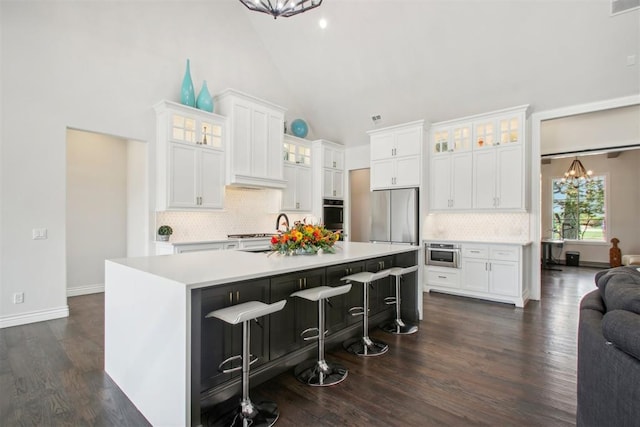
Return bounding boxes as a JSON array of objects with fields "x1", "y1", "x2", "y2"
[{"x1": 370, "y1": 188, "x2": 419, "y2": 245}]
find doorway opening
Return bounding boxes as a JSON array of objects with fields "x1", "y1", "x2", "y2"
[
  {"x1": 531, "y1": 97, "x2": 640, "y2": 300},
  {"x1": 66, "y1": 128, "x2": 148, "y2": 297}
]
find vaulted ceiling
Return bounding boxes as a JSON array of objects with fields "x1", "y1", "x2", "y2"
[{"x1": 240, "y1": 0, "x2": 639, "y2": 146}]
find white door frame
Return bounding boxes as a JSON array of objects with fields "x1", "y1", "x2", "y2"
[{"x1": 529, "y1": 94, "x2": 640, "y2": 300}]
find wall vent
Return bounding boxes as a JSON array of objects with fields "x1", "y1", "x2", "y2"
[{"x1": 611, "y1": 0, "x2": 640, "y2": 15}]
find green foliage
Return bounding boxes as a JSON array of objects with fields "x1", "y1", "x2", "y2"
[
  {"x1": 158, "y1": 225, "x2": 173, "y2": 236},
  {"x1": 552, "y1": 177, "x2": 605, "y2": 240}
]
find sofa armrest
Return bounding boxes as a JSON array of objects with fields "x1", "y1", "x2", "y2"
[{"x1": 602, "y1": 310, "x2": 640, "y2": 361}]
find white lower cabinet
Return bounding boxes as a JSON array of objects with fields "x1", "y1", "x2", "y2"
[
  {"x1": 425, "y1": 266, "x2": 460, "y2": 289},
  {"x1": 426, "y1": 242, "x2": 529, "y2": 307}
]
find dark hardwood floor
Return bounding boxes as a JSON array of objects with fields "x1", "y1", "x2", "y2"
[{"x1": 0, "y1": 266, "x2": 598, "y2": 426}]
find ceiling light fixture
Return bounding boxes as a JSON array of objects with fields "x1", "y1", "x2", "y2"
[
  {"x1": 561, "y1": 157, "x2": 593, "y2": 186},
  {"x1": 238, "y1": 0, "x2": 323, "y2": 19}
]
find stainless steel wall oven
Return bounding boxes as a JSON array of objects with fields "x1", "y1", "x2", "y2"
[{"x1": 322, "y1": 198, "x2": 343, "y2": 232}]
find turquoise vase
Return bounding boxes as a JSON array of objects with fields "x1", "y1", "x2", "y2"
[
  {"x1": 180, "y1": 59, "x2": 195, "y2": 107},
  {"x1": 196, "y1": 80, "x2": 214, "y2": 113}
]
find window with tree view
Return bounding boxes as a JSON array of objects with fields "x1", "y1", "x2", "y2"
[{"x1": 552, "y1": 176, "x2": 606, "y2": 241}]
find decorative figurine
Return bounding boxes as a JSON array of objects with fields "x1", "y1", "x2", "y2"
[{"x1": 609, "y1": 237, "x2": 622, "y2": 267}]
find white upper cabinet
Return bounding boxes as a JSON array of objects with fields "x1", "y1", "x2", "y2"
[
  {"x1": 154, "y1": 100, "x2": 225, "y2": 211},
  {"x1": 368, "y1": 120, "x2": 424, "y2": 190},
  {"x1": 472, "y1": 108, "x2": 527, "y2": 210},
  {"x1": 215, "y1": 89, "x2": 287, "y2": 189},
  {"x1": 282, "y1": 135, "x2": 313, "y2": 212},
  {"x1": 429, "y1": 105, "x2": 529, "y2": 212},
  {"x1": 314, "y1": 140, "x2": 345, "y2": 199}
]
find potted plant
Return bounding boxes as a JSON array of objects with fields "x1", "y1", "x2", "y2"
[{"x1": 157, "y1": 225, "x2": 173, "y2": 241}]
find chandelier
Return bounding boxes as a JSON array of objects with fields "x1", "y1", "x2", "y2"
[
  {"x1": 561, "y1": 157, "x2": 593, "y2": 186},
  {"x1": 238, "y1": 0, "x2": 323, "y2": 18}
]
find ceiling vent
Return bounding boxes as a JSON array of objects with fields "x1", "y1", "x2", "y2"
[{"x1": 611, "y1": 0, "x2": 640, "y2": 15}]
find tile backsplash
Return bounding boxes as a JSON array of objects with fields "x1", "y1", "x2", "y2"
[
  {"x1": 423, "y1": 212, "x2": 530, "y2": 242},
  {"x1": 155, "y1": 187, "x2": 309, "y2": 242}
]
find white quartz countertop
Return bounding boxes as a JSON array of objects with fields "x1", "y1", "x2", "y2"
[
  {"x1": 423, "y1": 239, "x2": 533, "y2": 246},
  {"x1": 109, "y1": 242, "x2": 419, "y2": 289}
]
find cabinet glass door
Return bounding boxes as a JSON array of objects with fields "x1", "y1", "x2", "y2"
[
  {"x1": 473, "y1": 120, "x2": 495, "y2": 149},
  {"x1": 171, "y1": 113, "x2": 197, "y2": 144},
  {"x1": 201, "y1": 120, "x2": 222, "y2": 148},
  {"x1": 452, "y1": 124, "x2": 471, "y2": 152},
  {"x1": 432, "y1": 129, "x2": 449, "y2": 154},
  {"x1": 498, "y1": 116, "x2": 521, "y2": 145}
]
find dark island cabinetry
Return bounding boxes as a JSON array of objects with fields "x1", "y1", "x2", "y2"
[
  {"x1": 325, "y1": 261, "x2": 365, "y2": 329},
  {"x1": 196, "y1": 278, "x2": 270, "y2": 392},
  {"x1": 269, "y1": 267, "x2": 326, "y2": 359},
  {"x1": 192, "y1": 250, "x2": 419, "y2": 422}
]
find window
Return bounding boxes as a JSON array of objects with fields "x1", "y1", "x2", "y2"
[{"x1": 552, "y1": 176, "x2": 606, "y2": 241}]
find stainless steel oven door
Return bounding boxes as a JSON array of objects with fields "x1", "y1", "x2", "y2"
[{"x1": 425, "y1": 245, "x2": 460, "y2": 268}]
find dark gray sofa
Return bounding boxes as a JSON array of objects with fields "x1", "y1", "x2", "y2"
[{"x1": 577, "y1": 266, "x2": 640, "y2": 426}]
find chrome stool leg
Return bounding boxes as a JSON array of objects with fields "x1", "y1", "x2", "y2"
[
  {"x1": 294, "y1": 297, "x2": 348, "y2": 386},
  {"x1": 291, "y1": 284, "x2": 352, "y2": 386},
  {"x1": 206, "y1": 300, "x2": 286, "y2": 427},
  {"x1": 344, "y1": 280, "x2": 389, "y2": 356},
  {"x1": 382, "y1": 266, "x2": 418, "y2": 335}
]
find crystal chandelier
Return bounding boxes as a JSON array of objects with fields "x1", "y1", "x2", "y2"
[
  {"x1": 238, "y1": 0, "x2": 323, "y2": 18},
  {"x1": 561, "y1": 157, "x2": 593, "y2": 186}
]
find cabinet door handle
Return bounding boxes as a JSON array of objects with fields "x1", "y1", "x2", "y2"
[
  {"x1": 236, "y1": 291, "x2": 240, "y2": 301},
  {"x1": 485, "y1": 263, "x2": 488, "y2": 271},
  {"x1": 333, "y1": 161, "x2": 336, "y2": 168},
  {"x1": 438, "y1": 275, "x2": 447, "y2": 279},
  {"x1": 229, "y1": 292, "x2": 233, "y2": 304},
  {"x1": 296, "y1": 202, "x2": 300, "y2": 209},
  {"x1": 488, "y1": 263, "x2": 492, "y2": 271},
  {"x1": 470, "y1": 250, "x2": 480, "y2": 253},
  {"x1": 496, "y1": 197, "x2": 500, "y2": 207}
]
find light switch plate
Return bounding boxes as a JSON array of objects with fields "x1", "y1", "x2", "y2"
[{"x1": 32, "y1": 228, "x2": 48, "y2": 240}]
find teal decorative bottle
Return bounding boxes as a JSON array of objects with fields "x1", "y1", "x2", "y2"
[
  {"x1": 180, "y1": 59, "x2": 195, "y2": 107},
  {"x1": 196, "y1": 80, "x2": 214, "y2": 112}
]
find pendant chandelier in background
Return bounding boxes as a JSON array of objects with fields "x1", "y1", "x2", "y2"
[
  {"x1": 561, "y1": 157, "x2": 593, "y2": 186},
  {"x1": 238, "y1": 0, "x2": 323, "y2": 18}
]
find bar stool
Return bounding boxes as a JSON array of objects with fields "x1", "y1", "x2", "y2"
[
  {"x1": 205, "y1": 299, "x2": 287, "y2": 427},
  {"x1": 290, "y1": 284, "x2": 352, "y2": 386},
  {"x1": 341, "y1": 270, "x2": 391, "y2": 356},
  {"x1": 381, "y1": 265, "x2": 419, "y2": 335}
]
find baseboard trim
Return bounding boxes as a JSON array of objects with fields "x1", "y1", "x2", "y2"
[
  {"x1": 67, "y1": 283, "x2": 105, "y2": 297},
  {"x1": 0, "y1": 305, "x2": 69, "y2": 329}
]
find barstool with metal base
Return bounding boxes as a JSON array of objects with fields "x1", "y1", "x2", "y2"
[
  {"x1": 381, "y1": 265, "x2": 419, "y2": 335},
  {"x1": 341, "y1": 270, "x2": 391, "y2": 356},
  {"x1": 205, "y1": 300, "x2": 287, "y2": 427},
  {"x1": 290, "y1": 284, "x2": 352, "y2": 386}
]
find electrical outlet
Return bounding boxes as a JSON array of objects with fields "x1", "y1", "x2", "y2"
[{"x1": 13, "y1": 292, "x2": 24, "y2": 304}]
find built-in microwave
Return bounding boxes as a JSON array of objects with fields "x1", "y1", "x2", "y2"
[{"x1": 425, "y1": 242, "x2": 461, "y2": 268}]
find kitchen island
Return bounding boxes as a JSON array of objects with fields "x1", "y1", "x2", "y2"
[{"x1": 105, "y1": 242, "x2": 421, "y2": 426}]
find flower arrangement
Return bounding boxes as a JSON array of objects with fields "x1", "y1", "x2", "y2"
[{"x1": 270, "y1": 220, "x2": 340, "y2": 255}]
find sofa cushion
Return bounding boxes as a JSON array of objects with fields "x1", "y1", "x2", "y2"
[
  {"x1": 602, "y1": 310, "x2": 640, "y2": 362},
  {"x1": 596, "y1": 266, "x2": 640, "y2": 300},
  {"x1": 603, "y1": 277, "x2": 640, "y2": 315}
]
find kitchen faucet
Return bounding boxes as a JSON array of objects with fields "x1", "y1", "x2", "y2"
[{"x1": 276, "y1": 213, "x2": 289, "y2": 231}]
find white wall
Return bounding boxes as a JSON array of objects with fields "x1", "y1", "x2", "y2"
[
  {"x1": 127, "y1": 140, "x2": 149, "y2": 257},
  {"x1": 0, "y1": 2, "x2": 300, "y2": 327},
  {"x1": 541, "y1": 105, "x2": 640, "y2": 155},
  {"x1": 541, "y1": 150, "x2": 640, "y2": 264},
  {"x1": 67, "y1": 130, "x2": 127, "y2": 295}
]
